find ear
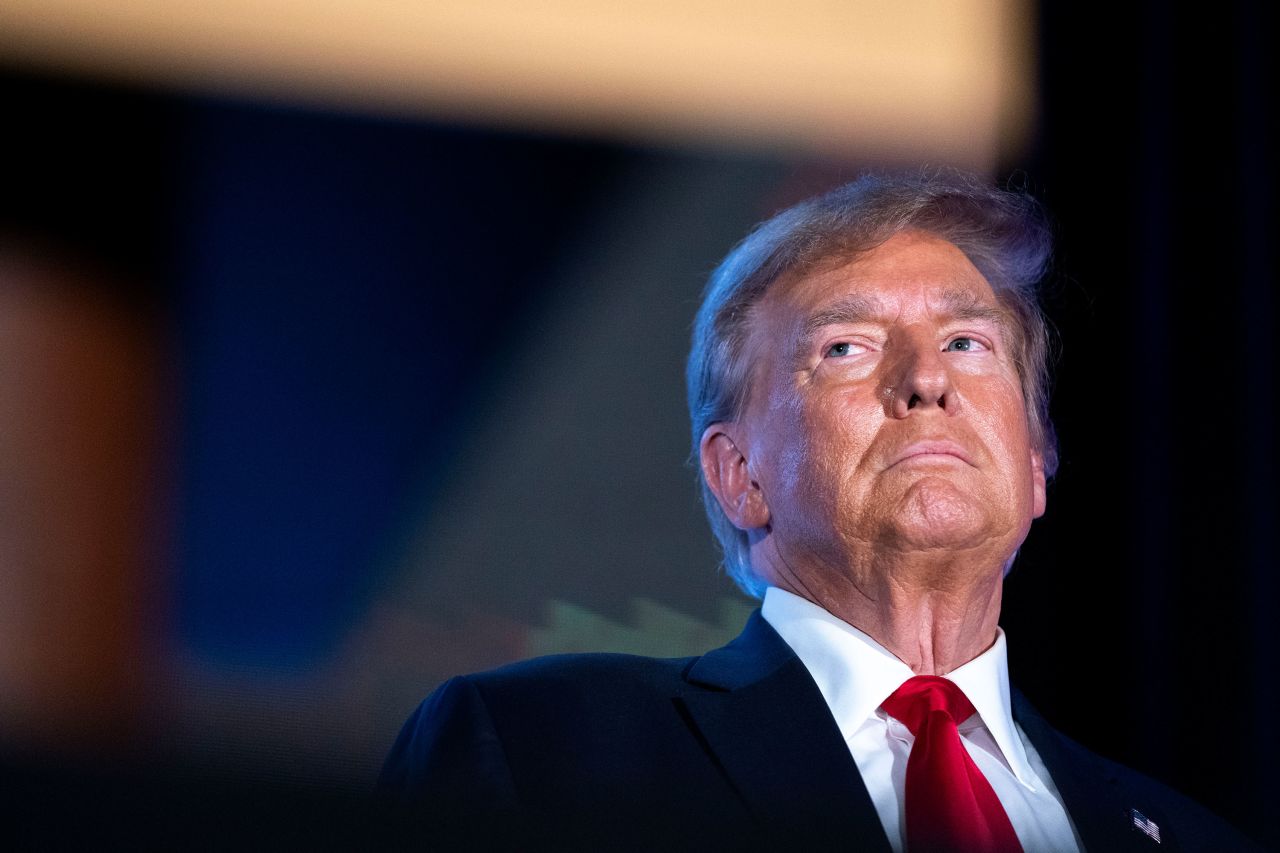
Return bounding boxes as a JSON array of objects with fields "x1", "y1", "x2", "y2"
[
  {"x1": 699, "y1": 424, "x2": 770, "y2": 531},
  {"x1": 1030, "y1": 449, "x2": 1047, "y2": 519}
]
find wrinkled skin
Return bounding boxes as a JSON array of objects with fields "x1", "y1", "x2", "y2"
[{"x1": 700, "y1": 230, "x2": 1046, "y2": 674}]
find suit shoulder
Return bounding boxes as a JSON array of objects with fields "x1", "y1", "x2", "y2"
[
  {"x1": 464, "y1": 651, "x2": 700, "y2": 701},
  {"x1": 384, "y1": 652, "x2": 707, "y2": 801},
  {"x1": 387, "y1": 650, "x2": 701, "y2": 764}
]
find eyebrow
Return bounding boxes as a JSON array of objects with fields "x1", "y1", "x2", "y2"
[
  {"x1": 794, "y1": 288, "x2": 1010, "y2": 357},
  {"x1": 935, "y1": 288, "x2": 1010, "y2": 327},
  {"x1": 799, "y1": 293, "x2": 886, "y2": 339}
]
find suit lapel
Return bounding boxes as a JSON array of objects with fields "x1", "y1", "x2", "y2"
[
  {"x1": 1013, "y1": 689, "x2": 1169, "y2": 852},
  {"x1": 678, "y1": 612, "x2": 892, "y2": 851}
]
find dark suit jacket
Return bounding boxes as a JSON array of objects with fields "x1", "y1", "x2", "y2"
[{"x1": 381, "y1": 611, "x2": 1256, "y2": 852}]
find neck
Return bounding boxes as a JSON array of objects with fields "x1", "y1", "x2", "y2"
[{"x1": 763, "y1": 543, "x2": 1005, "y2": 676}]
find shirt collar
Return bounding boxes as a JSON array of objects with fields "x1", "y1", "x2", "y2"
[{"x1": 761, "y1": 586, "x2": 1038, "y2": 789}]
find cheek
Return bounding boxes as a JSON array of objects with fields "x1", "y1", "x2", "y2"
[
  {"x1": 969, "y1": 373, "x2": 1028, "y2": 431},
  {"x1": 766, "y1": 406, "x2": 824, "y2": 498},
  {"x1": 975, "y1": 378, "x2": 1038, "y2": 485},
  {"x1": 778, "y1": 395, "x2": 876, "y2": 498}
]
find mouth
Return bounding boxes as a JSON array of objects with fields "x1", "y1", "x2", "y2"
[{"x1": 888, "y1": 440, "x2": 975, "y2": 468}]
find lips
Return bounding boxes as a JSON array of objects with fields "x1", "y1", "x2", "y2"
[{"x1": 888, "y1": 440, "x2": 975, "y2": 468}]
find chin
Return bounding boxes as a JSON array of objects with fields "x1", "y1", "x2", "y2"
[
  {"x1": 880, "y1": 480, "x2": 996, "y2": 550},
  {"x1": 883, "y1": 522, "x2": 994, "y2": 553}
]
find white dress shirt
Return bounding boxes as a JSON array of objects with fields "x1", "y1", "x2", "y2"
[{"x1": 761, "y1": 587, "x2": 1082, "y2": 853}]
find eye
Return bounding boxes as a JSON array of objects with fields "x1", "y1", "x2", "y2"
[
  {"x1": 944, "y1": 337, "x2": 987, "y2": 352},
  {"x1": 825, "y1": 341, "x2": 860, "y2": 358}
]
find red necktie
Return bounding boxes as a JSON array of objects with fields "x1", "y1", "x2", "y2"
[{"x1": 880, "y1": 676, "x2": 1023, "y2": 853}]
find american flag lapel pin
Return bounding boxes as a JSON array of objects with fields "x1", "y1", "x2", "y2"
[{"x1": 1129, "y1": 808, "x2": 1162, "y2": 843}]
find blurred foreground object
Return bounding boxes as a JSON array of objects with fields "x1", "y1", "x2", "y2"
[
  {"x1": 0, "y1": 0, "x2": 1034, "y2": 167},
  {"x1": 0, "y1": 245, "x2": 163, "y2": 754}
]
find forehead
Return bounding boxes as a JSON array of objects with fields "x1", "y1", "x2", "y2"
[{"x1": 761, "y1": 230, "x2": 997, "y2": 327}]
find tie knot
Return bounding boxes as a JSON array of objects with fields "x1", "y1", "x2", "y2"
[{"x1": 881, "y1": 675, "x2": 977, "y2": 736}]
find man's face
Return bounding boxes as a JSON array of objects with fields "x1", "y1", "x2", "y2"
[{"x1": 737, "y1": 229, "x2": 1046, "y2": 573}]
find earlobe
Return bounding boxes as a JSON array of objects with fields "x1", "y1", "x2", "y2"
[{"x1": 699, "y1": 425, "x2": 770, "y2": 531}]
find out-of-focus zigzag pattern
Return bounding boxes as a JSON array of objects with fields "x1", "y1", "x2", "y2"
[{"x1": 528, "y1": 596, "x2": 755, "y2": 659}]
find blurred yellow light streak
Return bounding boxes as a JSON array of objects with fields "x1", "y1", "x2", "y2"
[{"x1": 0, "y1": 0, "x2": 1034, "y2": 165}]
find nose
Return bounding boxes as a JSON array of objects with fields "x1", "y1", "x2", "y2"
[{"x1": 881, "y1": 328, "x2": 953, "y2": 418}]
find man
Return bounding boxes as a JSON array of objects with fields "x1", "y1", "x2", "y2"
[{"x1": 381, "y1": 171, "x2": 1255, "y2": 851}]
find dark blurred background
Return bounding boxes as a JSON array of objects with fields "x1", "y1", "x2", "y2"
[{"x1": 0, "y1": 0, "x2": 1274, "y2": 847}]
